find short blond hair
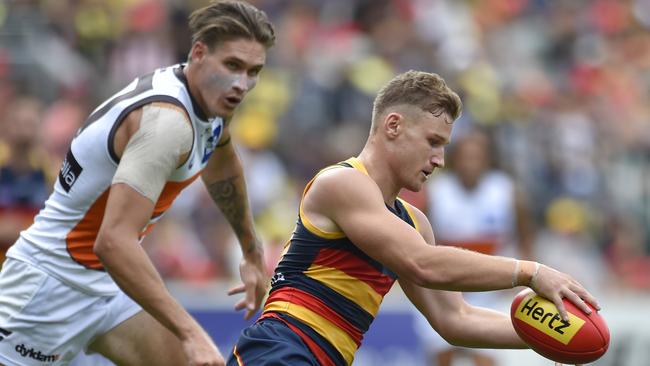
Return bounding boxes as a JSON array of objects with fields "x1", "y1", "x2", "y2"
[{"x1": 372, "y1": 70, "x2": 462, "y2": 127}]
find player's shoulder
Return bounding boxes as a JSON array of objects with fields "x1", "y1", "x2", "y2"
[
  {"x1": 308, "y1": 164, "x2": 383, "y2": 206},
  {"x1": 398, "y1": 200, "x2": 430, "y2": 229},
  {"x1": 314, "y1": 164, "x2": 376, "y2": 190}
]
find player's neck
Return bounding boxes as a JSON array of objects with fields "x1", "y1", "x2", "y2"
[
  {"x1": 182, "y1": 64, "x2": 210, "y2": 120},
  {"x1": 357, "y1": 149, "x2": 401, "y2": 205}
]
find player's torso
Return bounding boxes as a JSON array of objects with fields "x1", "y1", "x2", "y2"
[
  {"x1": 428, "y1": 171, "x2": 515, "y2": 255},
  {"x1": 261, "y1": 158, "x2": 416, "y2": 366},
  {"x1": 7, "y1": 65, "x2": 224, "y2": 295}
]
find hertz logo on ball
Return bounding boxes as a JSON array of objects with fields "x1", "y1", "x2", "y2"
[{"x1": 514, "y1": 293, "x2": 585, "y2": 345}]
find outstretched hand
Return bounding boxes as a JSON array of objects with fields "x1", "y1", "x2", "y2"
[
  {"x1": 228, "y1": 248, "x2": 268, "y2": 320},
  {"x1": 530, "y1": 264, "x2": 600, "y2": 321}
]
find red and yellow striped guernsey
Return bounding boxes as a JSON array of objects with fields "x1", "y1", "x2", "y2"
[{"x1": 260, "y1": 157, "x2": 419, "y2": 366}]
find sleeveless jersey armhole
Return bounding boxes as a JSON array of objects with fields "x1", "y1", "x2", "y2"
[
  {"x1": 299, "y1": 164, "x2": 347, "y2": 239},
  {"x1": 397, "y1": 198, "x2": 420, "y2": 233}
]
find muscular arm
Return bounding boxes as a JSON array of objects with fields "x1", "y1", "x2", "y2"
[
  {"x1": 94, "y1": 103, "x2": 204, "y2": 341},
  {"x1": 305, "y1": 168, "x2": 598, "y2": 319},
  {"x1": 308, "y1": 168, "x2": 526, "y2": 291},
  {"x1": 201, "y1": 125, "x2": 266, "y2": 319},
  {"x1": 201, "y1": 126, "x2": 260, "y2": 255},
  {"x1": 399, "y1": 205, "x2": 526, "y2": 348}
]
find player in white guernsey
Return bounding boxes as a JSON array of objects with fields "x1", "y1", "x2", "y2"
[
  {"x1": 415, "y1": 128, "x2": 535, "y2": 366},
  {"x1": 0, "y1": 2, "x2": 275, "y2": 366}
]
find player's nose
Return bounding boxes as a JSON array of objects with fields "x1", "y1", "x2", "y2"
[{"x1": 431, "y1": 154, "x2": 444, "y2": 168}]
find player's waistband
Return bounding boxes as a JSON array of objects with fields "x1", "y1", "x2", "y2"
[{"x1": 260, "y1": 312, "x2": 350, "y2": 366}]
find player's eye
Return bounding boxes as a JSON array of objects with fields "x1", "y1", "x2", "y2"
[{"x1": 225, "y1": 61, "x2": 240, "y2": 70}]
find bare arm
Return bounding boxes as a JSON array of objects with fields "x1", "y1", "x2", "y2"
[
  {"x1": 95, "y1": 104, "x2": 223, "y2": 365},
  {"x1": 202, "y1": 126, "x2": 260, "y2": 255},
  {"x1": 306, "y1": 168, "x2": 599, "y2": 319},
  {"x1": 97, "y1": 184, "x2": 208, "y2": 342},
  {"x1": 201, "y1": 125, "x2": 266, "y2": 319},
  {"x1": 399, "y1": 205, "x2": 526, "y2": 348}
]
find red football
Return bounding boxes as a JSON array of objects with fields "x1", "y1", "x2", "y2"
[{"x1": 510, "y1": 289, "x2": 610, "y2": 364}]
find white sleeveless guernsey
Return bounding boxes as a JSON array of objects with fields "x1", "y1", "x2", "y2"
[
  {"x1": 427, "y1": 171, "x2": 516, "y2": 257},
  {"x1": 7, "y1": 64, "x2": 224, "y2": 295}
]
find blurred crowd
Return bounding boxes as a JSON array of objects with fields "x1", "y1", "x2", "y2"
[{"x1": 1, "y1": 0, "x2": 650, "y2": 293}]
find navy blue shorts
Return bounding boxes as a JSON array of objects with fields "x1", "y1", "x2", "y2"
[{"x1": 227, "y1": 317, "x2": 319, "y2": 366}]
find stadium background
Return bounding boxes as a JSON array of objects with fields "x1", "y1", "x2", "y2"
[{"x1": 1, "y1": 0, "x2": 649, "y2": 365}]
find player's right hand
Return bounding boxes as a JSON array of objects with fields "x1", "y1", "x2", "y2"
[
  {"x1": 181, "y1": 328, "x2": 225, "y2": 366},
  {"x1": 529, "y1": 264, "x2": 600, "y2": 321},
  {"x1": 228, "y1": 245, "x2": 267, "y2": 320}
]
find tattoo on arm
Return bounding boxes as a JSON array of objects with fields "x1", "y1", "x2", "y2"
[{"x1": 207, "y1": 176, "x2": 258, "y2": 253}]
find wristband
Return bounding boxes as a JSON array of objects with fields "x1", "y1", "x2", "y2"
[
  {"x1": 529, "y1": 262, "x2": 541, "y2": 288},
  {"x1": 511, "y1": 260, "x2": 520, "y2": 288}
]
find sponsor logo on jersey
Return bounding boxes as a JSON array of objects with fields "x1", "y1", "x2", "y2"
[
  {"x1": 271, "y1": 272, "x2": 285, "y2": 285},
  {"x1": 59, "y1": 150, "x2": 83, "y2": 193},
  {"x1": 14, "y1": 343, "x2": 60, "y2": 363},
  {"x1": 514, "y1": 293, "x2": 585, "y2": 345}
]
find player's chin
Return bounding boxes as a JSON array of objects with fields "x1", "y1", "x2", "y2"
[
  {"x1": 405, "y1": 180, "x2": 424, "y2": 192},
  {"x1": 213, "y1": 108, "x2": 235, "y2": 119}
]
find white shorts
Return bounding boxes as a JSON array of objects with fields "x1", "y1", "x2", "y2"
[{"x1": 0, "y1": 259, "x2": 142, "y2": 366}]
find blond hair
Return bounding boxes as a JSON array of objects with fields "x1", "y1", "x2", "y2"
[{"x1": 371, "y1": 70, "x2": 462, "y2": 128}]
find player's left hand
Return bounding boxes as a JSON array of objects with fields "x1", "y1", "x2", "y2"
[{"x1": 228, "y1": 245, "x2": 268, "y2": 320}]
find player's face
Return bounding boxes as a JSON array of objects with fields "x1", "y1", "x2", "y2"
[
  {"x1": 397, "y1": 109, "x2": 452, "y2": 191},
  {"x1": 453, "y1": 132, "x2": 490, "y2": 188},
  {"x1": 189, "y1": 38, "x2": 266, "y2": 118}
]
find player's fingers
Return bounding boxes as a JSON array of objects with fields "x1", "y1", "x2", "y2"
[
  {"x1": 243, "y1": 308, "x2": 255, "y2": 321},
  {"x1": 228, "y1": 284, "x2": 246, "y2": 296},
  {"x1": 234, "y1": 298, "x2": 248, "y2": 311},
  {"x1": 572, "y1": 285, "x2": 601, "y2": 311},
  {"x1": 244, "y1": 280, "x2": 257, "y2": 311},
  {"x1": 552, "y1": 294, "x2": 569, "y2": 322},
  {"x1": 564, "y1": 289, "x2": 592, "y2": 315}
]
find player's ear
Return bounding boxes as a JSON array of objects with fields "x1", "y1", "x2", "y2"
[
  {"x1": 189, "y1": 41, "x2": 208, "y2": 62},
  {"x1": 384, "y1": 112, "x2": 402, "y2": 139}
]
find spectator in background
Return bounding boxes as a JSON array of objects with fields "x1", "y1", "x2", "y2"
[
  {"x1": 415, "y1": 127, "x2": 535, "y2": 366},
  {"x1": 1, "y1": 0, "x2": 648, "y2": 288},
  {"x1": 0, "y1": 96, "x2": 51, "y2": 263},
  {"x1": 534, "y1": 197, "x2": 610, "y2": 294}
]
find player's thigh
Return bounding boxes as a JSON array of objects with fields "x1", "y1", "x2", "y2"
[{"x1": 88, "y1": 310, "x2": 187, "y2": 366}]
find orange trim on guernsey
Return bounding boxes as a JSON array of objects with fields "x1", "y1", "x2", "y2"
[
  {"x1": 66, "y1": 190, "x2": 110, "y2": 269},
  {"x1": 233, "y1": 345, "x2": 245, "y2": 366},
  {"x1": 66, "y1": 172, "x2": 201, "y2": 269},
  {"x1": 152, "y1": 171, "x2": 202, "y2": 217}
]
